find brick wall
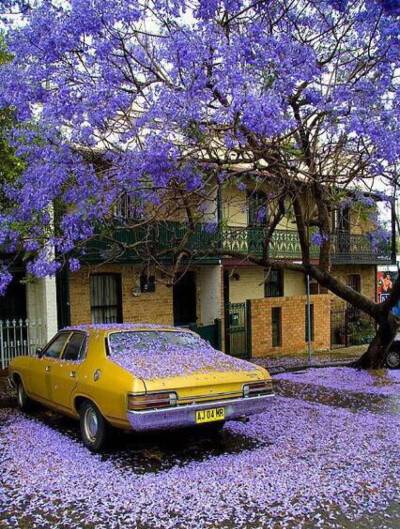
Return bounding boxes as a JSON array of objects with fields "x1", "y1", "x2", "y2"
[
  {"x1": 331, "y1": 264, "x2": 376, "y2": 306},
  {"x1": 69, "y1": 265, "x2": 173, "y2": 326},
  {"x1": 250, "y1": 294, "x2": 331, "y2": 357}
]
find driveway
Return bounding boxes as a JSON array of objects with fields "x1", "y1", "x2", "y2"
[{"x1": 1, "y1": 367, "x2": 400, "y2": 529}]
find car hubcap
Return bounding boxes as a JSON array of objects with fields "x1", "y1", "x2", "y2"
[
  {"x1": 387, "y1": 350, "x2": 400, "y2": 368},
  {"x1": 84, "y1": 408, "x2": 99, "y2": 442}
]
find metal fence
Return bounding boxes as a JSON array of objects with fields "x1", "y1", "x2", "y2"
[{"x1": 0, "y1": 319, "x2": 47, "y2": 370}]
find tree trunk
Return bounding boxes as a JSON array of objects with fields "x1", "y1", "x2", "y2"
[{"x1": 352, "y1": 315, "x2": 399, "y2": 369}]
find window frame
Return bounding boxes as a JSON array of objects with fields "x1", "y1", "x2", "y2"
[
  {"x1": 41, "y1": 331, "x2": 72, "y2": 359},
  {"x1": 265, "y1": 269, "x2": 284, "y2": 298},
  {"x1": 247, "y1": 190, "x2": 268, "y2": 227},
  {"x1": 61, "y1": 332, "x2": 88, "y2": 362},
  {"x1": 271, "y1": 307, "x2": 282, "y2": 348},
  {"x1": 305, "y1": 303, "x2": 315, "y2": 342},
  {"x1": 90, "y1": 273, "x2": 123, "y2": 324}
]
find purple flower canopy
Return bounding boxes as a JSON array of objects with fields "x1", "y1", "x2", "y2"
[
  {"x1": 0, "y1": 0, "x2": 399, "y2": 284},
  {"x1": 108, "y1": 330, "x2": 256, "y2": 380}
]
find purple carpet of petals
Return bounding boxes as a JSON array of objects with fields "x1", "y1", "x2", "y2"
[
  {"x1": 1, "y1": 367, "x2": 400, "y2": 528},
  {"x1": 275, "y1": 367, "x2": 400, "y2": 397},
  {"x1": 108, "y1": 330, "x2": 256, "y2": 380}
]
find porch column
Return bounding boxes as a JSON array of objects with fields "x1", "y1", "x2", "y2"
[{"x1": 26, "y1": 277, "x2": 58, "y2": 342}]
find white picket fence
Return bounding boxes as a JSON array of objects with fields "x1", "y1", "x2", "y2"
[{"x1": 0, "y1": 319, "x2": 47, "y2": 370}]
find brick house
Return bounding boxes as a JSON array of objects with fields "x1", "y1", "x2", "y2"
[{"x1": 52, "y1": 180, "x2": 393, "y2": 359}]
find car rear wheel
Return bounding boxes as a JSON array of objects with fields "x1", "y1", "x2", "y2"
[
  {"x1": 17, "y1": 380, "x2": 33, "y2": 411},
  {"x1": 80, "y1": 401, "x2": 109, "y2": 452},
  {"x1": 386, "y1": 349, "x2": 400, "y2": 369}
]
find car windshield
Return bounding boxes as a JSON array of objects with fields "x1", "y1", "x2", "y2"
[
  {"x1": 108, "y1": 330, "x2": 203, "y2": 353},
  {"x1": 107, "y1": 330, "x2": 252, "y2": 380}
]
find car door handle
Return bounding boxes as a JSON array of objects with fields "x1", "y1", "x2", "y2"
[
  {"x1": 69, "y1": 371, "x2": 76, "y2": 378},
  {"x1": 45, "y1": 365, "x2": 51, "y2": 372}
]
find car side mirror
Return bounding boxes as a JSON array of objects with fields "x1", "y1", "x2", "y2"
[{"x1": 36, "y1": 347, "x2": 43, "y2": 358}]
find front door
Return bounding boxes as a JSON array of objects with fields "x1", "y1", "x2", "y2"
[
  {"x1": 29, "y1": 332, "x2": 71, "y2": 402},
  {"x1": 47, "y1": 332, "x2": 86, "y2": 412},
  {"x1": 173, "y1": 272, "x2": 197, "y2": 326}
]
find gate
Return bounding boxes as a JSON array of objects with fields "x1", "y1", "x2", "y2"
[
  {"x1": 189, "y1": 320, "x2": 221, "y2": 350},
  {"x1": 330, "y1": 306, "x2": 375, "y2": 349},
  {"x1": 225, "y1": 302, "x2": 250, "y2": 358}
]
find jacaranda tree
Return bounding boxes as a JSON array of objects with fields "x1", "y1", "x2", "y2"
[{"x1": 0, "y1": 0, "x2": 400, "y2": 367}]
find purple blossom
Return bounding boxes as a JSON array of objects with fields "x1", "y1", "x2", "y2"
[
  {"x1": 0, "y1": 0, "x2": 399, "y2": 281},
  {"x1": 108, "y1": 330, "x2": 255, "y2": 380},
  {"x1": 275, "y1": 367, "x2": 400, "y2": 397},
  {"x1": 311, "y1": 231, "x2": 328, "y2": 247},
  {"x1": 2, "y1": 371, "x2": 400, "y2": 528},
  {"x1": 68, "y1": 257, "x2": 81, "y2": 272},
  {"x1": 0, "y1": 267, "x2": 12, "y2": 296}
]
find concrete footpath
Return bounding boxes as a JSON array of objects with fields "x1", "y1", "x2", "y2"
[{"x1": 253, "y1": 345, "x2": 367, "y2": 374}]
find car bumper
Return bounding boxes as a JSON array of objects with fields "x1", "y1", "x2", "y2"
[{"x1": 127, "y1": 393, "x2": 274, "y2": 431}]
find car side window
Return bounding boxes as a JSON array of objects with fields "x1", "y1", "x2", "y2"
[
  {"x1": 42, "y1": 333, "x2": 70, "y2": 359},
  {"x1": 63, "y1": 333, "x2": 87, "y2": 362}
]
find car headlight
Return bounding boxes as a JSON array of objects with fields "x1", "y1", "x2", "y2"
[
  {"x1": 243, "y1": 381, "x2": 274, "y2": 397},
  {"x1": 127, "y1": 392, "x2": 178, "y2": 411}
]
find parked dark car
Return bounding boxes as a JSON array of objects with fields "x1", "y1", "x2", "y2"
[{"x1": 386, "y1": 335, "x2": 400, "y2": 369}]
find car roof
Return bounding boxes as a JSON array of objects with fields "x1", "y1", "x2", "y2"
[{"x1": 62, "y1": 324, "x2": 192, "y2": 336}]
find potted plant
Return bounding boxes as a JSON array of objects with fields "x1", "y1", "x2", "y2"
[{"x1": 347, "y1": 318, "x2": 375, "y2": 345}]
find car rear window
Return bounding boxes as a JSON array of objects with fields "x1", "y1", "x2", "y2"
[
  {"x1": 108, "y1": 330, "x2": 203, "y2": 353},
  {"x1": 107, "y1": 330, "x2": 253, "y2": 380}
]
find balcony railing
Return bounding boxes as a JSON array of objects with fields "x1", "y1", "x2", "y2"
[
  {"x1": 220, "y1": 227, "x2": 391, "y2": 263},
  {"x1": 81, "y1": 223, "x2": 392, "y2": 265}
]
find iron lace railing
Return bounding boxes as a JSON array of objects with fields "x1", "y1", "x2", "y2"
[{"x1": 81, "y1": 223, "x2": 391, "y2": 264}]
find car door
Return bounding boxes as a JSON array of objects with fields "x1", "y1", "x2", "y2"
[
  {"x1": 29, "y1": 332, "x2": 72, "y2": 402},
  {"x1": 46, "y1": 332, "x2": 87, "y2": 413}
]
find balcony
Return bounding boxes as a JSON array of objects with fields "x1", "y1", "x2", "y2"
[
  {"x1": 220, "y1": 227, "x2": 392, "y2": 265},
  {"x1": 81, "y1": 223, "x2": 392, "y2": 265}
]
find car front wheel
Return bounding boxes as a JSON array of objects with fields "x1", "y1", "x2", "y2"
[
  {"x1": 386, "y1": 349, "x2": 400, "y2": 369},
  {"x1": 17, "y1": 380, "x2": 33, "y2": 411},
  {"x1": 80, "y1": 401, "x2": 109, "y2": 452}
]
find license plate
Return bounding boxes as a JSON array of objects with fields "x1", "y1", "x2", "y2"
[{"x1": 195, "y1": 407, "x2": 225, "y2": 424}]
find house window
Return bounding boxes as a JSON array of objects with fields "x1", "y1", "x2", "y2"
[
  {"x1": 265, "y1": 270, "x2": 283, "y2": 297},
  {"x1": 305, "y1": 304, "x2": 314, "y2": 342},
  {"x1": 114, "y1": 192, "x2": 142, "y2": 220},
  {"x1": 347, "y1": 274, "x2": 361, "y2": 292},
  {"x1": 333, "y1": 207, "x2": 350, "y2": 233},
  {"x1": 248, "y1": 191, "x2": 268, "y2": 226},
  {"x1": 90, "y1": 274, "x2": 123, "y2": 324},
  {"x1": 271, "y1": 307, "x2": 282, "y2": 347},
  {"x1": 309, "y1": 277, "x2": 328, "y2": 295}
]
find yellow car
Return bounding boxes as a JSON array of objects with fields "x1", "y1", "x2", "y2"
[{"x1": 9, "y1": 324, "x2": 274, "y2": 451}]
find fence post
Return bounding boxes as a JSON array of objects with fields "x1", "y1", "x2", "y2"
[
  {"x1": 215, "y1": 318, "x2": 222, "y2": 351},
  {"x1": 246, "y1": 299, "x2": 252, "y2": 359},
  {"x1": 0, "y1": 320, "x2": 4, "y2": 370}
]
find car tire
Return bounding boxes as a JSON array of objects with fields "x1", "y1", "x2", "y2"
[
  {"x1": 16, "y1": 380, "x2": 34, "y2": 411},
  {"x1": 386, "y1": 349, "x2": 400, "y2": 369},
  {"x1": 80, "y1": 401, "x2": 109, "y2": 452}
]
